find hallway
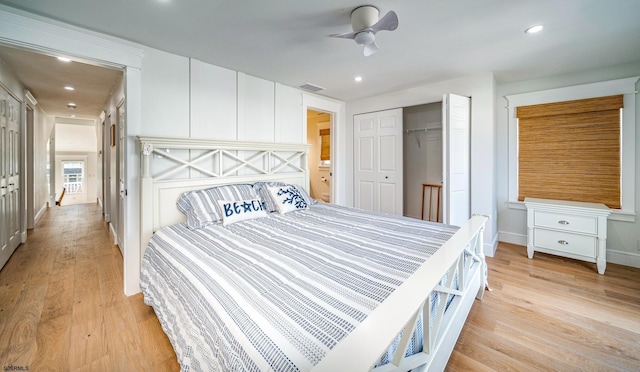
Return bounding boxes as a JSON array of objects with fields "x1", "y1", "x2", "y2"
[{"x1": 0, "y1": 203, "x2": 179, "y2": 370}]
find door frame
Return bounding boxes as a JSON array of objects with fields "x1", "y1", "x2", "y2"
[
  {"x1": 116, "y1": 98, "x2": 125, "y2": 252},
  {"x1": 60, "y1": 158, "x2": 88, "y2": 204},
  {"x1": 302, "y1": 94, "x2": 345, "y2": 205},
  {"x1": 0, "y1": 8, "x2": 144, "y2": 295}
]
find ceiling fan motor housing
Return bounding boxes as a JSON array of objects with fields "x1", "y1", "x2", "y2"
[{"x1": 351, "y1": 6, "x2": 379, "y2": 31}]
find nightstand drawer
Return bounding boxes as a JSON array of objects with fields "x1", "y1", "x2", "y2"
[
  {"x1": 534, "y1": 211, "x2": 598, "y2": 235},
  {"x1": 533, "y1": 229, "x2": 596, "y2": 257}
]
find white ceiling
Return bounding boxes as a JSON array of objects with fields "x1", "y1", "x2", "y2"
[
  {"x1": 0, "y1": 0, "x2": 639, "y2": 110},
  {"x1": 0, "y1": 46, "x2": 122, "y2": 119}
]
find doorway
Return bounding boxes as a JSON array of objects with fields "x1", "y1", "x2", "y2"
[
  {"x1": 306, "y1": 109, "x2": 332, "y2": 202},
  {"x1": 403, "y1": 102, "x2": 443, "y2": 221},
  {"x1": 353, "y1": 94, "x2": 470, "y2": 226}
]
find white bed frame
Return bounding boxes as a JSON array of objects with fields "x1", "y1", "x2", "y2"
[{"x1": 138, "y1": 136, "x2": 488, "y2": 372}]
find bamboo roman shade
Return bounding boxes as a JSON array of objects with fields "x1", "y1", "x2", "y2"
[
  {"x1": 320, "y1": 128, "x2": 330, "y2": 161},
  {"x1": 517, "y1": 95, "x2": 623, "y2": 209}
]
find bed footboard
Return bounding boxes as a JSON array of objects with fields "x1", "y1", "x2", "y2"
[{"x1": 312, "y1": 215, "x2": 488, "y2": 372}]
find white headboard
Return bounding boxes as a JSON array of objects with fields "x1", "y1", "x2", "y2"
[{"x1": 138, "y1": 136, "x2": 310, "y2": 252}]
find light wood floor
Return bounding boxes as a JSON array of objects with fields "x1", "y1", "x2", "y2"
[
  {"x1": 1, "y1": 203, "x2": 639, "y2": 371},
  {"x1": 0, "y1": 203, "x2": 179, "y2": 371}
]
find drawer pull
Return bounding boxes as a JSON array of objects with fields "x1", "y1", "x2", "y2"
[
  {"x1": 558, "y1": 220, "x2": 569, "y2": 225},
  {"x1": 557, "y1": 240, "x2": 569, "y2": 245}
]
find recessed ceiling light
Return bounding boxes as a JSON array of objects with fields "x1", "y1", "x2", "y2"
[
  {"x1": 67, "y1": 102, "x2": 77, "y2": 109},
  {"x1": 354, "y1": 76, "x2": 363, "y2": 82},
  {"x1": 64, "y1": 86, "x2": 75, "y2": 91},
  {"x1": 525, "y1": 25, "x2": 544, "y2": 34},
  {"x1": 70, "y1": 115, "x2": 76, "y2": 118},
  {"x1": 57, "y1": 57, "x2": 71, "y2": 62}
]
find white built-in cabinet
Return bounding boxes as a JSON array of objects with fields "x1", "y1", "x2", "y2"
[{"x1": 524, "y1": 198, "x2": 611, "y2": 274}]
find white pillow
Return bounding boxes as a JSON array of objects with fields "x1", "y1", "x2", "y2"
[
  {"x1": 253, "y1": 182, "x2": 316, "y2": 212},
  {"x1": 267, "y1": 185, "x2": 310, "y2": 214},
  {"x1": 217, "y1": 198, "x2": 268, "y2": 226}
]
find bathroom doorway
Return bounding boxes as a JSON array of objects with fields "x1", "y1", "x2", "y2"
[{"x1": 306, "y1": 109, "x2": 332, "y2": 203}]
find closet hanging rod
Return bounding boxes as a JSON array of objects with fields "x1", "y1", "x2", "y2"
[{"x1": 404, "y1": 128, "x2": 429, "y2": 134}]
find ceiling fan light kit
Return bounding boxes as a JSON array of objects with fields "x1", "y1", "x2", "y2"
[{"x1": 330, "y1": 5, "x2": 399, "y2": 56}]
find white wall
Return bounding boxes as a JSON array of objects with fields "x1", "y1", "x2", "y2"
[
  {"x1": 0, "y1": 55, "x2": 23, "y2": 96},
  {"x1": 33, "y1": 107, "x2": 54, "y2": 219},
  {"x1": 496, "y1": 62, "x2": 640, "y2": 267},
  {"x1": 345, "y1": 73, "x2": 498, "y2": 255},
  {"x1": 1, "y1": 54, "x2": 54, "y2": 230}
]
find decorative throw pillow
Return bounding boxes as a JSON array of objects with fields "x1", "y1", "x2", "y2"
[
  {"x1": 178, "y1": 184, "x2": 259, "y2": 229},
  {"x1": 254, "y1": 181, "x2": 316, "y2": 212},
  {"x1": 217, "y1": 199, "x2": 268, "y2": 226},
  {"x1": 267, "y1": 185, "x2": 309, "y2": 214}
]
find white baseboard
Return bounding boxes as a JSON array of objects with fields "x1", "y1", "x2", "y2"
[
  {"x1": 484, "y1": 233, "x2": 499, "y2": 257},
  {"x1": 607, "y1": 250, "x2": 640, "y2": 269},
  {"x1": 34, "y1": 203, "x2": 47, "y2": 225},
  {"x1": 109, "y1": 222, "x2": 117, "y2": 245},
  {"x1": 498, "y1": 231, "x2": 527, "y2": 247}
]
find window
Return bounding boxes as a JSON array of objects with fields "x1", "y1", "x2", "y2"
[
  {"x1": 62, "y1": 161, "x2": 84, "y2": 194},
  {"x1": 320, "y1": 128, "x2": 330, "y2": 161},
  {"x1": 516, "y1": 95, "x2": 622, "y2": 209},
  {"x1": 506, "y1": 76, "x2": 638, "y2": 221}
]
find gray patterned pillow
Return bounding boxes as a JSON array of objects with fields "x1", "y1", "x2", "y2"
[{"x1": 177, "y1": 184, "x2": 259, "y2": 229}]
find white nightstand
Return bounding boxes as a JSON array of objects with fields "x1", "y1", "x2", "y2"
[{"x1": 524, "y1": 198, "x2": 611, "y2": 274}]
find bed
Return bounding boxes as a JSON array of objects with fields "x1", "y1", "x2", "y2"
[{"x1": 137, "y1": 136, "x2": 488, "y2": 371}]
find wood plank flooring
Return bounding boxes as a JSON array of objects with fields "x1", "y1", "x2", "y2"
[
  {"x1": 0, "y1": 203, "x2": 179, "y2": 371},
  {"x1": 1, "y1": 203, "x2": 639, "y2": 371},
  {"x1": 447, "y1": 242, "x2": 640, "y2": 371}
]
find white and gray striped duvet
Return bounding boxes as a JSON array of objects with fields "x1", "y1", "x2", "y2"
[{"x1": 140, "y1": 203, "x2": 459, "y2": 371}]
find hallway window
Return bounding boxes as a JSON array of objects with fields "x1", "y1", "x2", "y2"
[{"x1": 62, "y1": 161, "x2": 84, "y2": 194}]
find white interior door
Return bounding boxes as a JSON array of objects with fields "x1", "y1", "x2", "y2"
[
  {"x1": 442, "y1": 93, "x2": 470, "y2": 226},
  {"x1": 354, "y1": 108, "x2": 403, "y2": 215},
  {"x1": 0, "y1": 92, "x2": 21, "y2": 270}
]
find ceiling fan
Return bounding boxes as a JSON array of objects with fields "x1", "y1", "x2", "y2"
[{"x1": 330, "y1": 6, "x2": 399, "y2": 56}]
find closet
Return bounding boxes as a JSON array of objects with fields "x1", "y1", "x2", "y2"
[
  {"x1": 0, "y1": 87, "x2": 22, "y2": 270},
  {"x1": 403, "y1": 102, "x2": 443, "y2": 221},
  {"x1": 354, "y1": 94, "x2": 470, "y2": 226}
]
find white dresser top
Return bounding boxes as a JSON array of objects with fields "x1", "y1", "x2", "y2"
[{"x1": 524, "y1": 197, "x2": 611, "y2": 216}]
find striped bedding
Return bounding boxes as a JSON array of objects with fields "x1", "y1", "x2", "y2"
[{"x1": 140, "y1": 203, "x2": 459, "y2": 371}]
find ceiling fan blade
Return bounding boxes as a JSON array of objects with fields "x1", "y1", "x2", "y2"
[
  {"x1": 370, "y1": 11, "x2": 399, "y2": 34},
  {"x1": 363, "y1": 41, "x2": 379, "y2": 56},
  {"x1": 330, "y1": 31, "x2": 357, "y2": 39}
]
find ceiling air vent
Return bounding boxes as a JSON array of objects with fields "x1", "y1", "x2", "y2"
[{"x1": 298, "y1": 83, "x2": 325, "y2": 93}]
